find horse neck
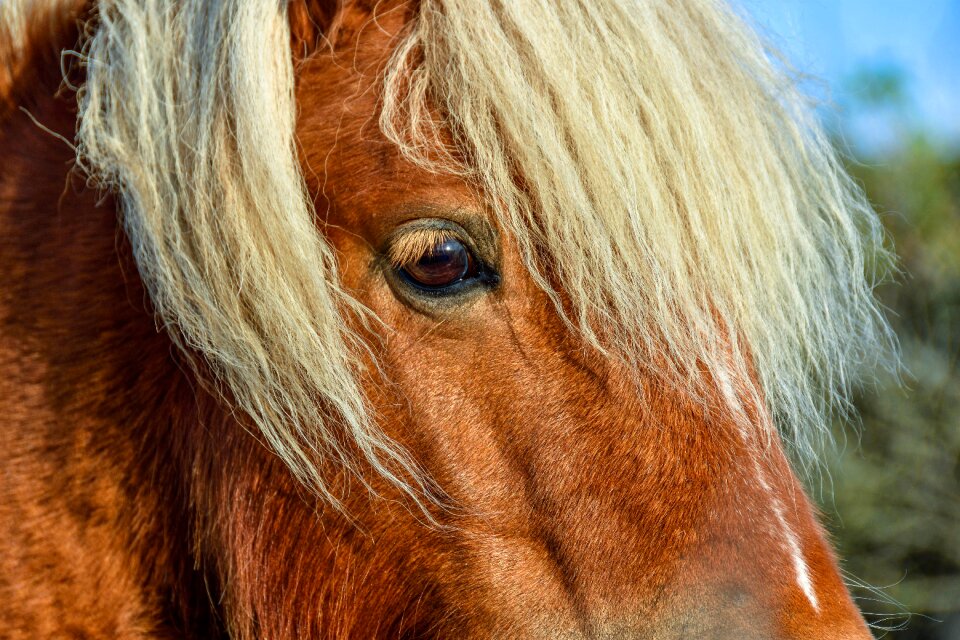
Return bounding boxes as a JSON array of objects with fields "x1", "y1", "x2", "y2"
[{"x1": 0, "y1": 18, "x2": 225, "y2": 635}]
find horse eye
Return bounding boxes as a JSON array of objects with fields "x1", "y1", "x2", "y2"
[{"x1": 399, "y1": 238, "x2": 477, "y2": 290}]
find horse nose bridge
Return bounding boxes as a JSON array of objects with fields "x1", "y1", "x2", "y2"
[
  {"x1": 440, "y1": 515, "x2": 872, "y2": 639},
  {"x1": 436, "y1": 347, "x2": 870, "y2": 638},
  {"x1": 452, "y1": 521, "x2": 874, "y2": 640},
  {"x1": 464, "y1": 407, "x2": 875, "y2": 640}
]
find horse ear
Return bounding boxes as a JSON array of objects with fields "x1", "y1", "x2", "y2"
[{"x1": 289, "y1": 0, "x2": 339, "y2": 58}]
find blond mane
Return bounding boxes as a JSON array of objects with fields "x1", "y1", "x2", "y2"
[{"x1": 6, "y1": 0, "x2": 894, "y2": 503}]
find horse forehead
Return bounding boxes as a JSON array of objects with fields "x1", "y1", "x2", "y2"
[
  {"x1": 294, "y1": 11, "x2": 476, "y2": 231},
  {"x1": 294, "y1": 0, "x2": 409, "y2": 105},
  {"x1": 292, "y1": 20, "x2": 394, "y2": 146}
]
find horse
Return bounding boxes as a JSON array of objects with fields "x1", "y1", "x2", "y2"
[{"x1": 0, "y1": 0, "x2": 896, "y2": 637}]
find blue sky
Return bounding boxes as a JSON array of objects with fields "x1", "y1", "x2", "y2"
[{"x1": 737, "y1": 0, "x2": 960, "y2": 155}]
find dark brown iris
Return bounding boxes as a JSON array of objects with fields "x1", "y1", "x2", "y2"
[{"x1": 401, "y1": 238, "x2": 474, "y2": 289}]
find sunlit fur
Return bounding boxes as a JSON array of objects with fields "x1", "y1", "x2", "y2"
[
  {"x1": 0, "y1": 1, "x2": 26, "y2": 50},
  {"x1": 0, "y1": 1, "x2": 30, "y2": 104},
  {"x1": 68, "y1": 0, "x2": 896, "y2": 504}
]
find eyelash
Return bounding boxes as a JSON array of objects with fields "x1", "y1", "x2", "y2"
[{"x1": 386, "y1": 227, "x2": 499, "y2": 299}]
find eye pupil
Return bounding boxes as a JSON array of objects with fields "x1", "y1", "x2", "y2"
[{"x1": 401, "y1": 239, "x2": 473, "y2": 289}]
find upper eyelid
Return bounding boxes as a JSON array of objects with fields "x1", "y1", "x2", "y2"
[{"x1": 386, "y1": 226, "x2": 467, "y2": 268}]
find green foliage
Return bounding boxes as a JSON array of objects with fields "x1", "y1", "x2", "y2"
[
  {"x1": 820, "y1": 136, "x2": 960, "y2": 637},
  {"x1": 845, "y1": 63, "x2": 911, "y2": 108}
]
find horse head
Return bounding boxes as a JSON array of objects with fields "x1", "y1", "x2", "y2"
[{"x1": 0, "y1": 0, "x2": 895, "y2": 637}]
